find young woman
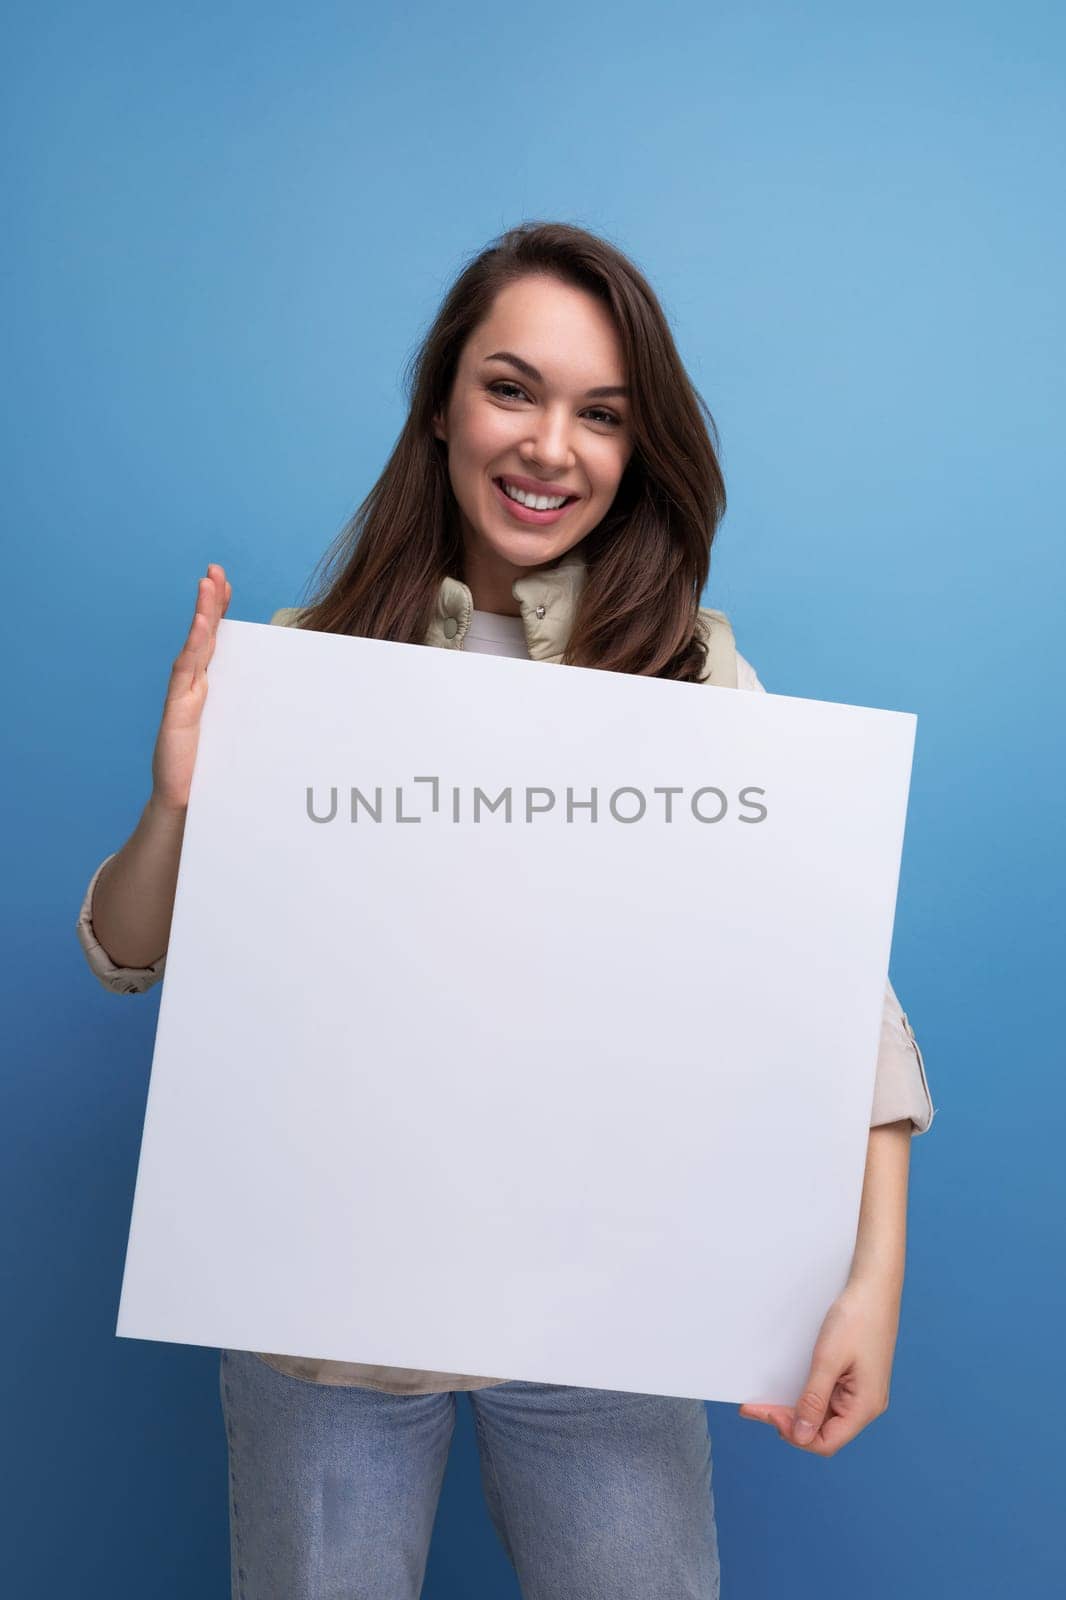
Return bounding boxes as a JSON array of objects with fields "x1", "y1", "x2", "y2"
[{"x1": 77, "y1": 221, "x2": 935, "y2": 1599}]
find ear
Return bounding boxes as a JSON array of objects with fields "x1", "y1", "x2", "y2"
[{"x1": 432, "y1": 410, "x2": 447, "y2": 443}]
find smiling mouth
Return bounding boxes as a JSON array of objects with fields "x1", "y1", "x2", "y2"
[
  {"x1": 490, "y1": 478, "x2": 581, "y2": 526},
  {"x1": 492, "y1": 473, "x2": 582, "y2": 524},
  {"x1": 493, "y1": 477, "x2": 579, "y2": 509}
]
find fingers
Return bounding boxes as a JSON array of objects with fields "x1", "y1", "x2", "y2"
[
  {"x1": 739, "y1": 1404, "x2": 792, "y2": 1439},
  {"x1": 807, "y1": 1412, "x2": 864, "y2": 1455},
  {"x1": 791, "y1": 1368, "x2": 837, "y2": 1447},
  {"x1": 741, "y1": 1403, "x2": 825, "y2": 1447},
  {"x1": 167, "y1": 578, "x2": 212, "y2": 697},
  {"x1": 203, "y1": 563, "x2": 228, "y2": 628},
  {"x1": 740, "y1": 1399, "x2": 875, "y2": 1457},
  {"x1": 167, "y1": 565, "x2": 230, "y2": 699},
  {"x1": 203, "y1": 563, "x2": 230, "y2": 669}
]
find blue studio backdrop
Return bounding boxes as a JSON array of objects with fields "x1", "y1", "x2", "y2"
[{"x1": 3, "y1": 2, "x2": 1062, "y2": 1595}]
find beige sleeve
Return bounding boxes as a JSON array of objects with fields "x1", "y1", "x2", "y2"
[
  {"x1": 734, "y1": 651, "x2": 936, "y2": 1136},
  {"x1": 75, "y1": 852, "x2": 167, "y2": 996},
  {"x1": 872, "y1": 977, "x2": 935, "y2": 1133}
]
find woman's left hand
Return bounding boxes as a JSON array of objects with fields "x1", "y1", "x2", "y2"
[{"x1": 737, "y1": 1275, "x2": 901, "y2": 1456}]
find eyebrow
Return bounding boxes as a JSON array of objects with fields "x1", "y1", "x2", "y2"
[{"x1": 482, "y1": 350, "x2": 630, "y2": 400}]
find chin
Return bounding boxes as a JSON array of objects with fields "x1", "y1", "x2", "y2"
[
  {"x1": 472, "y1": 517, "x2": 573, "y2": 563},
  {"x1": 495, "y1": 536, "x2": 575, "y2": 569}
]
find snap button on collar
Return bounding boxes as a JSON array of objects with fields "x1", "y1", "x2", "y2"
[{"x1": 534, "y1": 604, "x2": 546, "y2": 619}]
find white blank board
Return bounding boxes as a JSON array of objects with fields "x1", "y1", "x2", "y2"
[{"x1": 116, "y1": 618, "x2": 916, "y2": 1403}]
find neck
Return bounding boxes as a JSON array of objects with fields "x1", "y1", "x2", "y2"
[
  {"x1": 459, "y1": 540, "x2": 524, "y2": 616},
  {"x1": 460, "y1": 533, "x2": 584, "y2": 617}
]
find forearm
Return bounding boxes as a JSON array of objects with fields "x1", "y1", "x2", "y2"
[
  {"x1": 91, "y1": 793, "x2": 188, "y2": 968},
  {"x1": 848, "y1": 1119, "x2": 912, "y2": 1297}
]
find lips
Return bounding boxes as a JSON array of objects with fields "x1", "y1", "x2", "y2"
[
  {"x1": 495, "y1": 473, "x2": 579, "y2": 500},
  {"x1": 491, "y1": 477, "x2": 579, "y2": 526}
]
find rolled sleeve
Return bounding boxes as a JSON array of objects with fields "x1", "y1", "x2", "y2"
[
  {"x1": 75, "y1": 852, "x2": 167, "y2": 996},
  {"x1": 871, "y1": 976, "x2": 935, "y2": 1134}
]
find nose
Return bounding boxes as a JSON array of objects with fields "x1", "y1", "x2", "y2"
[{"x1": 521, "y1": 408, "x2": 575, "y2": 473}]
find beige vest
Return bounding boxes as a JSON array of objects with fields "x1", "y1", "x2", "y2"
[{"x1": 270, "y1": 546, "x2": 738, "y2": 683}]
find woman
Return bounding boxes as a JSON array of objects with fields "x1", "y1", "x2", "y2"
[{"x1": 77, "y1": 221, "x2": 934, "y2": 1599}]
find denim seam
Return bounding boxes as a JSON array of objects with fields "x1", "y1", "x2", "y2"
[
  {"x1": 220, "y1": 1353, "x2": 248, "y2": 1600},
  {"x1": 471, "y1": 1403, "x2": 518, "y2": 1569}
]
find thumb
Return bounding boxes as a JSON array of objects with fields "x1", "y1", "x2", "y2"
[{"x1": 791, "y1": 1364, "x2": 836, "y2": 1446}]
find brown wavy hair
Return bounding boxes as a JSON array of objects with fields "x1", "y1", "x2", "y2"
[{"x1": 296, "y1": 220, "x2": 727, "y2": 680}]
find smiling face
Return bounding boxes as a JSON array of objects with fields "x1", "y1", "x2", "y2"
[{"x1": 432, "y1": 274, "x2": 635, "y2": 613}]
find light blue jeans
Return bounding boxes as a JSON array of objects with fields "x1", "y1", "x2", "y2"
[{"x1": 219, "y1": 1347, "x2": 720, "y2": 1598}]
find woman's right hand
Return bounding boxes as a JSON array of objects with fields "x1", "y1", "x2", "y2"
[{"x1": 150, "y1": 564, "x2": 232, "y2": 815}]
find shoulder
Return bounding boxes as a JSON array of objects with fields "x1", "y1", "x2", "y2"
[
  {"x1": 735, "y1": 650, "x2": 766, "y2": 693},
  {"x1": 268, "y1": 606, "x2": 308, "y2": 628},
  {"x1": 695, "y1": 607, "x2": 766, "y2": 692}
]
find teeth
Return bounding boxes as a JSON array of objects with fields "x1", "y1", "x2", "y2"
[{"x1": 500, "y1": 480, "x2": 569, "y2": 511}]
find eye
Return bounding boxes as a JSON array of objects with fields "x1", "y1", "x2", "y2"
[
  {"x1": 488, "y1": 380, "x2": 529, "y2": 402},
  {"x1": 486, "y1": 380, "x2": 622, "y2": 428}
]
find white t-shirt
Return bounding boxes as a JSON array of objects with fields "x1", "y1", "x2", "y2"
[
  {"x1": 462, "y1": 609, "x2": 529, "y2": 659},
  {"x1": 463, "y1": 610, "x2": 770, "y2": 688}
]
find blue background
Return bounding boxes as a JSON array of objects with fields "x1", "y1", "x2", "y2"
[{"x1": 4, "y1": 1, "x2": 1062, "y2": 1594}]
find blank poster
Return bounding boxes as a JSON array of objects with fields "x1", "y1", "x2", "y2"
[{"x1": 116, "y1": 618, "x2": 916, "y2": 1403}]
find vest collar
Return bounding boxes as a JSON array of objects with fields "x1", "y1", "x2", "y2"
[{"x1": 423, "y1": 547, "x2": 589, "y2": 665}]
